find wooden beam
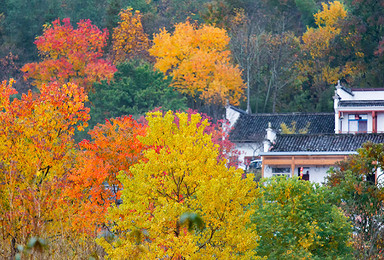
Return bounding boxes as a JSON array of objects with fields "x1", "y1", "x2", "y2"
[
  {"x1": 291, "y1": 156, "x2": 295, "y2": 178},
  {"x1": 262, "y1": 155, "x2": 346, "y2": 166},
  {"x1": 372, "y1": 111, "x2": 377, "y2": 133},
  {"x1": 261, "y1": 157, "x2": 265, "y2": 178}
]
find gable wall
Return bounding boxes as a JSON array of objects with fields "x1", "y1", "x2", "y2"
[{"x1": 235, "y1": 142, "x2": 263, "y2": 170}]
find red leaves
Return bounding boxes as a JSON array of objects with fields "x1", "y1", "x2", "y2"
[
  {"x1": 0, "y1": 80, "x2": 91, "y2": 244},
  {"x1": 22, "y1": 18, "x2": 116, "y2": 92},
  {"x1": 65, "y1": 116, "x2": 147, "y2": 232}
]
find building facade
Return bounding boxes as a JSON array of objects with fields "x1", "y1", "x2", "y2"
[{"x1": 227, "y1": 83, "x2": 384, "y2": 183}]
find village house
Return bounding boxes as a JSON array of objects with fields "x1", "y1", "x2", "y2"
[{"x1": 227, "y1": 81, "x2": 384, "y2": 183}]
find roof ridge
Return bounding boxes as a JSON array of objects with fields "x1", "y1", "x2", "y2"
[
  {"x1": 245, "y1": 112, "x2": 334, "y2": 117},
  {"x1": 277, "y1": 133, "x2": 384, "y2": 137}
]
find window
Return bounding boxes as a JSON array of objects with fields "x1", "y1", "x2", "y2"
[
  {"x1": 348, "y1": 114, "x2": 367, "y2": 133},
  {"x1": 298, "y1": 167, "x2": 310, "y2": 181},
  {"x1": 272, "y1": 167, "x2": 290, "y2": 177}
]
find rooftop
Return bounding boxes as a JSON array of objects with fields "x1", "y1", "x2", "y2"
[
  {"x1": 229, "y1": 113, "x2": 335, "y2": 142},
  {"x1": 339, "y1": 100, "x2": 384, "y2": 107},
  {"x1": 270, "y1": 133, "x2": 384, "y2": 152}
]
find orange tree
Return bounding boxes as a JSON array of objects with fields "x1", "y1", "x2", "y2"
[
  {"x1": 112, "y1": 8, "x2": 150, "y2": 63},
  {"x1": 65, "y1": 115, "x2": 147, "y2": 233},
  {"x1": 21, "y1": 18, "x2": 116, "y2": 92},
  {"x1": 149, "y1": 21, "x2": 244, "y2": 107},
  {"x1": 0, "y1": 79, "x2": 89, "y2": 257},
  {"x1": 97, "y1": 111, "x2": 257, "y2": 259}
]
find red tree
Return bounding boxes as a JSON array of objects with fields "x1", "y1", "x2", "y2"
[
  {"x1": 22, "y1": 18, "x2": 116, "y2": 92},
  {"x1": 65, "y1": 116, "x2": 147, "y2": 233}
]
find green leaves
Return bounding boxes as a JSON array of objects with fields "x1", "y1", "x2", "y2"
[
  {"x1": 15, "y1": 237, "x2": 48, "y2": 260},
  {"x1": 327, "y1": 142, "x2": 384, "y2": 258},
  {"x1": 88, "y1": 60, "x2": 186, "y2": 129},
  {"x1": 253, "y1": 176, "x2": 352, "y2": 259},
  {"x1": 179, "y1": 212, "x2": 205, "y2": 232}
]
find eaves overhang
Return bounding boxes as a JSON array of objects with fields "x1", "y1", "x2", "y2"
[{"x1": 259, "y1": 151, "x2": 358, "y2": 156}]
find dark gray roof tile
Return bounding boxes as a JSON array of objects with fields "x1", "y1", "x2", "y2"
[
  {"x1": 271, "y1": 133, "x2": 384, "y2": 152},
  {"x1": 339, "y1": 100, "x2": 384, "y2": 107},
  {"x1": 229, "y1": 113, "x2": 334, "y2": 142}
]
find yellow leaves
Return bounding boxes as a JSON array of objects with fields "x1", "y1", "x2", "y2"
[
  {"x1": 301, "y1": 1, "x2": 347, "y2": 62},
  {"x1": 0, "y1": 80, "x2": 91, "y2": 248},
  {"x1": 298, "y1": 1, "x2": 356, "y2": 88},
  {"x1": 99, "y1": 111, "x2": 257, "y2": 258},
  {"x1": 314, "y1": 1, "x2": 347, "y2": 28},
  {"x1": 0, "y1": 79, "x2": 16, "y2": 111},
  {"x1": 280, "y1": 121, "x2": 310, "y2": 134},
  {"x1": 112, "y1": 8, "x2": 150, "y2": 63},
  {"x1": 150, "y1": 21, "x2": 244, "y2": 106},
  {"x1": 302, "y1": 26, "x2": 334, "y2": 59},
  {"x1": 356, "y1": 51, "x2": 364, "y2": 58}
]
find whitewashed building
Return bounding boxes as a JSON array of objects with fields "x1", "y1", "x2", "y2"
[{"x1": 227, "y1": 82, "x2": 384, "y2": 183}]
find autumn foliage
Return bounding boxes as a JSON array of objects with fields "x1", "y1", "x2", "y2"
[
  {"x1": 150, "y1": 21, "x2": 244, "y2": 106},
  {"x1": 298, "y1": 1, "x2": 359, "y2": 88},
  {"x1": 112, "y1": 8, "x2": 150, "y2": 63},
  {"x1": 65, "y1": 116, "x2": 147, "y2": 232},
  {"x1": 21, "y1": 18, "x2": 116, "y2": 92},
  {"x1": 97, "y1": 111, "x2": 257, "y2": 259},
  {"x1": 0, "y1": 79, "x2": 89, "y2": 255},
  {"x1": 327, "y1": 142, "x2": 384, "y2": 258}
]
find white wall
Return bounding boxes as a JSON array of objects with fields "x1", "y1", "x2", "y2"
[
  {"x1": 336, "y1": 112, "x2": 384, "y2": 133},
  {"x1": 378, "y1": 112, "x2": 384, "y2": 132},
  {"x1": 226, "y1": 106, "x2": 241, "y2": 128},
  {"x1": 235, "y1": 142, "x2": 263, "y2": 170},
  {"x1": 337, "y1": 87, "x2": 384, "y2": 101},
  {"x1": 263, "y1": 165, "x2": 331, "y2": 184},
  {"x1": 352, "y1": 90, "x2": 384, "y2": 101},
  {"x1": 335, "y1": 86, "x2": 384, "y2": 133}
]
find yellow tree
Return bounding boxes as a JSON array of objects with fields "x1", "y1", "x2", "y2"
[
  {"x1": 97, "y1": 111, "x2": 257, "y2": 259},
  {"x1": 149, "y1": 21, "x2": 244, "y2": 107},
  {"x1": 298, "y1": 1, "x2": 360, "y2": 92},
  {"x1": 298, "y1": 1, "x2": 362, "y2": 98},
  {"x1": 112, "y1": 8, "x2": 150, "y2": 63},
  {"x1": 0, "y1": 80, "x2": 89, "y2": 257}
]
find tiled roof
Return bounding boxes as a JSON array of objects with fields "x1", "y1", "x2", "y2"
[
  {"x1": 339, "y1": 100, "x2": 384, "y2": 107},
  {"x1": 341, "y1": 86, "x2": 354, "y2": 96},
  {"x1": 351, "y1": 88, "x2": 384, "y2": 91},
  {"x1": 271, "y1": 133, "x2": 384, "y2": 152},
  {"x1": 229, "y1": 113, "x2": 334, "y2": 142},
  {"x1": 228, "y1": 105, "x2": 247, "y2": 114}
]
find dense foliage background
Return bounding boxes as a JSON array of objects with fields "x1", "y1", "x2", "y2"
[
  {"x1": 1, "y1": 0, "x2": 384, "y2": 258},
  {"x1": 2, "y1": 0, "x2": 384, "y2": 115}
]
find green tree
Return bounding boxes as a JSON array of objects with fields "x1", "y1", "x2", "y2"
[
  {"x1": 88, "y1": 61, "x2": 186, "y2": 130},
  {"x1": 253, "y1": 176, "x2": 352, "y2": 259},
  {"x1": 120, "y1": 0, "x2": 209, "y2": 38},
  {"x1": 2, "y1": 0, "x2": 63, "y2": 61},
  {"x1": 296, "y1": 1, "x2": 356, "y2": 113},
  {"x1": 1, "y1": 0, "x2": 109, "y2": 63},
  {"x1": 339, "y1": 0, "x2": 384, "y2": 88},
  {"x1": 327, "y1": 141, "x2": 384, "y2": 259}
]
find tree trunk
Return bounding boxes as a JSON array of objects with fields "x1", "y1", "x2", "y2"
[{"x1": 10, "y1": 236, "x2": 16, "y2": 259}]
